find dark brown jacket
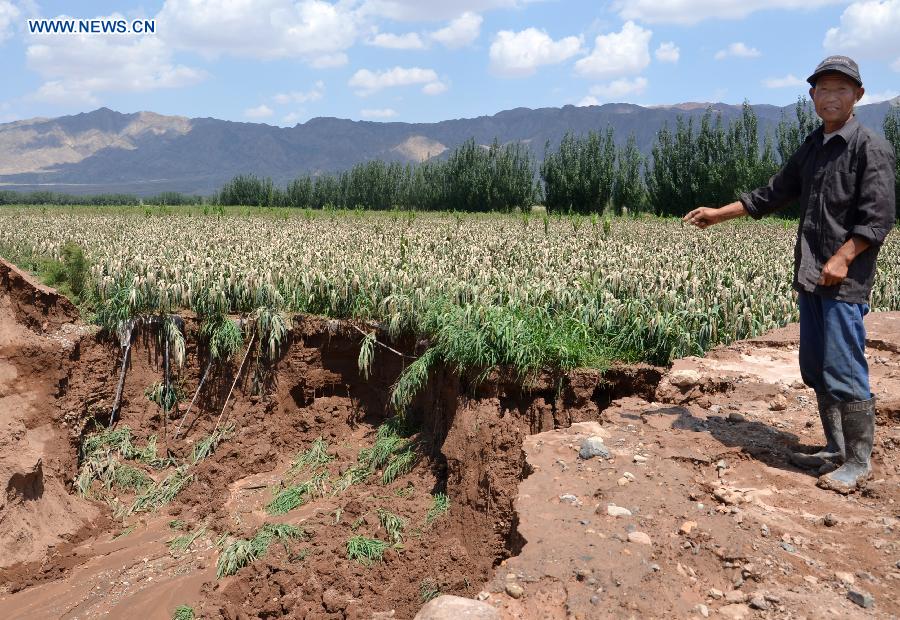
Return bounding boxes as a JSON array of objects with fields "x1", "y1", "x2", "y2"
[{"x1": 739, "y1": 115, "x2": 896, "y2": 304}]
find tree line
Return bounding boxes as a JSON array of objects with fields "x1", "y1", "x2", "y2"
[{"x1": 4, "y1": 100, "x2": 899, "y2": 218}]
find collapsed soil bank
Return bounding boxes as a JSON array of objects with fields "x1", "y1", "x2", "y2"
[{"x1": 0, "y1": 256, "x2": 661, "y2": 618}]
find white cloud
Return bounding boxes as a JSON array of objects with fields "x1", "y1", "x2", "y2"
[
  {"x1": 361, "y1": 108, "x2": 398, "y2": 118},
  {"x1": 422, "y1": 81, "x2": 448, "y2": 95},
  {"x1": 714, "y1": 42, "x2": 761, "y2": 60},
  {"x1": 585, "y1": 76, "x2": 648, "y2": 102},
  {"x1": 654, "y1": 41, "x2": 679, "y2": 63},
  {"x1": 369, "y1": 31, "x2": 426, "y2": 49},
  {"x1": 763, "y1": 74, "x2": 806, "y2": 88},
  {"x1": 859, "y1": 90, "x2": 899, "y2": 105},
  {"x1": 26, "y1": 15, "x2": 205, "y2": 104},
  {"x1": 156, "y1": 0, "x2": 358, "y2": 63},
  {"x1": 359, "y1": 0, "x2": 516, "y2": 21},
  {"x1": 348, "y1": 66, "x2": 445, "y2": 96},
  {"x1": 576, "y1": 95, "x2": 600, "y2": 107},
  {"x1": 281, "y1": 111, "x2": 306, "y2": 125},
  {"x1": 430, "y1": 12, "x2": 482, "y2": 48},
  {"x1": 245, "y1": 104, "x2": 274, "y2": 119},
  {"x1": 489, "y1": 28, "x2": 583, "y2": 77},
  {"x1": 0, "y1": 1, "x2": 21, "y2": 43},
  {"x1": 273, "y1": 81, "x2": 325, "y2": 105},
  {"x1": 616, "y1": 0, "x2": 847, "y2": 25},
  {"x1": 310, "y1": 53, "x2": 348, "y2": 68},
  {"x1": 823, "y1": 0, "x2": 900, "y2": 66},
  {"x1": 574, "y1": 21, "x2": 651, "y2": 80}
]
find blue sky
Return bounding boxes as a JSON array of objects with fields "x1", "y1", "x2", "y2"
[{"x1": 0, "y1": 0, "x2": 898, "y2": 125}]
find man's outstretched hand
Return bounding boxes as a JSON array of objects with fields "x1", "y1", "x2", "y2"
[{"x1": 683, "y1": 207, "x2": 720, "y2": 229}]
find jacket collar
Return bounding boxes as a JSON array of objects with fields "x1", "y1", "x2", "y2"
[{"x1": 812, "y1": 114, "x2": 859, "y2": 144}]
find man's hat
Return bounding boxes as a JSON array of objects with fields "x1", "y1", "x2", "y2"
[{"x1": 807, "y1": 55, "x2": 862, "y2": 87}]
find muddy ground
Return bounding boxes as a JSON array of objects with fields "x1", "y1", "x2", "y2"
[{"x1": 0, "y1": 257, "x2": 897, "y2": 619}]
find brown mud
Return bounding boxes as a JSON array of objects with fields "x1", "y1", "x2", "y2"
[{"x1": 0, "y1": 255, "x2": 897, "y2": 619}]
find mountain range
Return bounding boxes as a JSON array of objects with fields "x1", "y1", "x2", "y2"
[{"x1": 0, "y1": 98, "x2": 896, "y2": 196}]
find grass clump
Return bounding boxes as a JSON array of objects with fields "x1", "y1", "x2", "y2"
[
  {"x1": 130, "y1": 466, "x2": 193, "y2": 514},
  {"x1": 216, "y1": 523, "x2": 305, "y2": 578},
  {"x1": 420, "y1": 578, "x2": 441, "y2": 603},
  {"x1": 191, "y1": 424, "x2": 234, "y2": 464},
  {"x1": 377, "y1": 509, "x2": 407, "y2": 545},
  {"x1": 112, "y1": 463, "x2": 153, "y2": 493},
  {"x1": 172, "y1": 606, "x2": 195, "y2": 620},
  {"x1": 168, "y1": 522, "x2": 207, "y2": 554},
  {"x1": 286, "y1": 437, "x2": 334, "y2": 477},
  {"x1": 266, "y1": 471, "x2": 329, "y2": 515},
  {"x1": 346, "y1": 536, "x2": 389, "y2": 565},
  {"x1": 426, "y1": 492, "x2": 450, "y2": 525}
]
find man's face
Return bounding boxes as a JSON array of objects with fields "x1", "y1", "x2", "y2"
[{"x1": 809, "y1": 74, "x2": 864, "y2": 126}]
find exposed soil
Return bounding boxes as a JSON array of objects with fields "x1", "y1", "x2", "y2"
[{"x1": 0, "y1": 256, "x2": 897, "y2": 620}]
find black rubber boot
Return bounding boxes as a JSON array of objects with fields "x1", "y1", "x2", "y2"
[
  {"x1": 817, "y1": 397, "x2": 876, "y2": 494},
  {"x1": 790, "y1": 395, "x2": 844, "y2": 469}
]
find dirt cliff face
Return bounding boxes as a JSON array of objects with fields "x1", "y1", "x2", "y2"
[{"x1": 0, "y1": 259, "x2": 98, "y2": 570}]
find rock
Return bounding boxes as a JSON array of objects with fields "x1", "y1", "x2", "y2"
[
  {"x1": 559, "y1": 494, "x2": 579, "y2": 505},
  {"x1": 724, "y1": 590, "x2": 748, "y2": 604},
  {"x1": 823, "y1": 513, "x2": 838, "y2": 527},
  {"x1": 670, "y1": 369, "x2": 702, "y2": 388},
  {"x1": 607, "y1": 505, "x2": 632, "y2": 517},
  {"x1": 617, "y1": 477, "x2": 630, "y2": 486},
  {"x1": 575, "y1": 568, "x2": 590, "y2": 581},
  {"x1": 728, "y1": 411, "x2": 746, "y2": 423},
  {"x1": 579, "y1": 436, "x2": 610, "y2": 460},
  {"x1": 749, "y1": 596, "x2": 769, "y2": 610},
  {"x1": 847, "y1": 589, "x2": 874, "y2": 609},
  {"x1": 769, "y1": 395, "x2": 788, "y2": 411},
  {"x1": 633, "y1": 454, "x2": 648, "y2": 463},
  {"x1": 708, "y1": 588, "x2": 724, "y2": 599},
  {"x1": 627, "y1": 531, "x2": 652, "y2": 545},
  {"x1": 679, "y1": 521, "x2": 697, "y2": 535},
  {"x1": 505, "y1": 583, "x2": 524, "y2": 599},
  {"x1": 718, "y1": 604, "x2": 751, "y2": 619},
  {"x1": 835, "y1": 571, "x2": 855, "y2": 585},
  {"x1": 760, "y1": 524, "x2": 770, "y2": 538},
  {"x1": 803, "y1": 575, "x2": 818, "y2": 585},
  {"x1": 780, "y1": 542, "x2": 796, "y2": 553},
  {"x1": 696, "y1": 603, "x2": 709, "y2": 618},
  {"x1": 322, "y1": 588, "x2": 347, "y2": 613},
  {"x1": 623, "y1": 472, "x2": 635, "y2": 480},
  {"x1": 413, "y1": 595, "x2": 500, "y2": 620}
]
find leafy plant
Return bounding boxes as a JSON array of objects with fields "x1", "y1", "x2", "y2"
[
  {"x1": 426, "y1": 493, "x2": 450, "y2": 525},
  {"x1": 377, "y1": 509, "x2": 407, "y2": 545},
  {"x1": 172, "y1": 605, "x2": 195, "y2": 620},
  {"x1": 346, "y1": 536, "x2": 389, "y2": 565}
]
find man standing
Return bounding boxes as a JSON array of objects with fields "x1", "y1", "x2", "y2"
[{"x1": 684, "y1": 56, "x2": 896, "y2": 494}]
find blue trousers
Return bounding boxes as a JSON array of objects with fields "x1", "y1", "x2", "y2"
[{"x1": 798, "y1": 291, "x2": 870, "y2": 402}]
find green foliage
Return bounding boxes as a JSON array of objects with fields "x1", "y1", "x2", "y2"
[
  {"x1": 358, "y1": 331, "x2": 376, "y2": 380},
  {"x1": 541, "y1": 129, "x2": 617, "y2": 214},
  {"x1": 112, "y1": 464, "x2": 153, "y2": 493},
  {"x1": 426, "y1": 493, "x2": 450, "y2": 525},
  {"x1": 377, "y1": 508, "x2": 407, "y2": 544},
  {"x1": 191, "y1": 424, "x2": 234, "y2": 464},
  {"x1": 130, "y1": 466, "x2": 193, "y2": 514},
  {"x1": 612, "y1": 135, "x2": 647, "y2": 214},
  {"x1": 172, "y1": 605, "x2": 195, "y2": 620},
  {"x1": 287, "y1": 437, "x2": 334, "y2": 477},
  {"x1": 39, "y1": 241, "x2": 90, "y2": 301},
  {"x1": 168, "y1": 522, "x2": 207, "y2": 553},
  {"x1": 216, "y1": 523, "x2": 305, "y2": 577},
  {"x1": 420, "y1": 578, "x2": 441, "y2": 603},
  {"x1": 266, "y1": 471, "x2": 329, "y2": 515},
  {"x1": 647, "y1": 103, "x2": 779, "y2": 216},
  {"x1": 346, "y1": 536, "x2": 389, "y2": 565}
]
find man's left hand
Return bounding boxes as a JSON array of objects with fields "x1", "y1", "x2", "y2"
[{"x1": 817, "y1": 254, "x2": 850, "y2": 286}]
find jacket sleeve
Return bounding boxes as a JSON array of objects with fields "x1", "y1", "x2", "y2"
[
  {"x1": 738, "y1": 146, "x2": 804, "y2": 219},
  {"x1": 850, "y1": 141, "x2": 896, "y2": 247}
]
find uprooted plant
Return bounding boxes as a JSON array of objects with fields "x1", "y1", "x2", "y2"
[{"x1": 216, "y1": 523, "x2": 306, "y2": 578}]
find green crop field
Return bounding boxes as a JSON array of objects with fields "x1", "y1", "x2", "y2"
[{"x1": 2, "y1": 206, "x2": 898, "y2": 389}]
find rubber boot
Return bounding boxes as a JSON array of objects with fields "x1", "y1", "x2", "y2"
[
  {"x1": 817, "y1": 397, "x2": 876, "y2": 494},
  {"x1": 790, "y1": 395, "x2": 844, "y2": 469}
]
